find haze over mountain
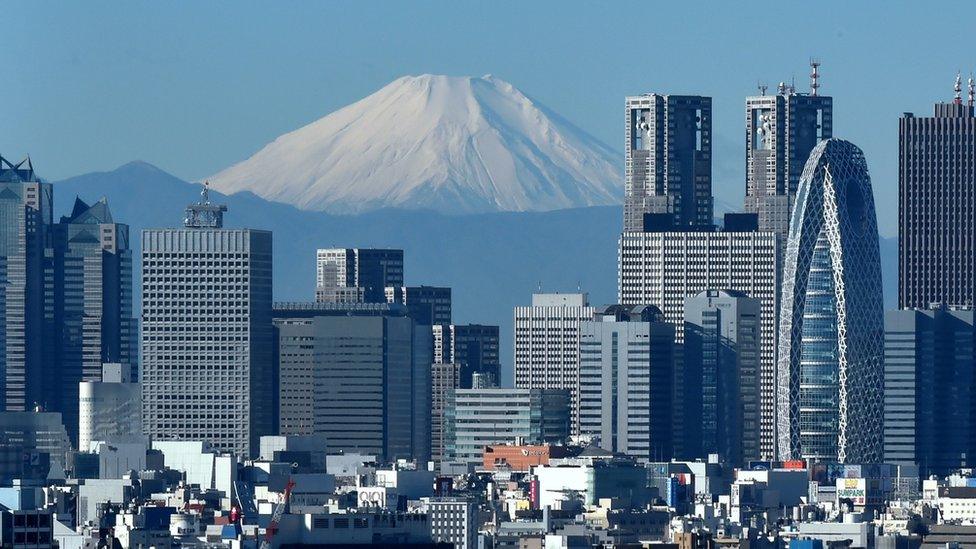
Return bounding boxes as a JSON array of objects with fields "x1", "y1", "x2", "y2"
[
  {"x1": 208, "y1": 74, "x2": 622, "y2": 214},
  {"x1": 53, "y1": 161, "x2": 898, "y2": 385}
]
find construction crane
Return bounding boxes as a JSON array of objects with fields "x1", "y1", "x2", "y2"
[{"x1": 260, "y1": 478, "x2": 295, "y2": 549}]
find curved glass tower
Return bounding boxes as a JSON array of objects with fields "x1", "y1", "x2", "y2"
[{"x1": 776, "y1": 139, "x2": 884, "y2": 463}]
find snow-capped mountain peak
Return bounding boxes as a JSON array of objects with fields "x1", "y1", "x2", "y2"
[{"x1": 208, "y1": 74, "x2": 622, "y2": 214}]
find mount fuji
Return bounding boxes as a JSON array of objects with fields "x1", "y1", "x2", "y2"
[{"x1": 208, "y1": 74, "x2": 622, "y2": 214}]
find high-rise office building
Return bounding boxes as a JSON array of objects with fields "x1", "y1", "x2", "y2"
[
  {"x1": 385, "y1": 285, "x2": 451, "y2": 326},
  {"x1": 683, "y1": 290, "x2": 761, "y2": 465},
  {"x1": 624, "y1": 94, "x2": 712, "y2": 231},
  {"x1": 899, "y1": 85, "x2": 976, "y2": 309},
  {"x1": 272, "y1": 303, "x2": 431, "y2": 463},
  {"x1": 53, "y1": 198, "x2": 135, "y2": 443},
  {"x1": 443, "y1": 388, "x2": 570, "y2": 467},
  {"x1": 884, "y1": 307, "x2": 976, "y2": 476},
  {"x1": 0, "y1": 156, "x2": 54, "y2": 412},
  {"x1": 315, "y1": 248, "x2": 403, "y2": 303},
  {"x1": 141, "y1": 188, "x2": 274, "y2": 457},
  {"x1": 514, "y1": 293, "x2": 594, "y2": 434},
  {"x1": 433, "y1": 324, "x2": 500, "y2": 389},
  {"x1": 578, "y1": 305, "x2": 674, "y2": 461},
  {"x1": 776, "y1": 139, "x2": 884, "y2": 463},
  {"x1": 745, "y1": 72, "x2": 832, "y2": 237},
  {"x1": 618, "y1": 229, "x2": 779, "y2": 457},
  {"x1": 272, "y1": 301, "x2": 404, "y2": 437}
]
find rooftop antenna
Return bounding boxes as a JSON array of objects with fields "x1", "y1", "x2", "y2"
[
  {"x1": 789, "y1": 75, "x2": 796, "y2": 95},
  {"x1": 758, "y1": 81, "x2": 768, "y2": 96},
  {"x1": 809, "y1": 58, "x2": 821, "y2": 96},
  {"x1": 968, "y1": 74, "x2": 974, "y2": 107},
  {"x1": 955, "y1": 72, "x2": 963, "y2": 105}
]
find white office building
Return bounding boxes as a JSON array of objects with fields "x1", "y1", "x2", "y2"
[
  {"x1": 78, "y1": 363, "x2": 141, "y2": 452},
  {"x1": 618, "y1": 230, "x2": 779, "y2": 457},
  {"x1": 514, "y1": 293, "x2": 595, "y2": 434}
]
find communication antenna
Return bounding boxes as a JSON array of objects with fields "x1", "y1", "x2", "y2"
[
  {"x1": 757, "y1": 81, "x2": 768, "y2": 96},
  {"x1": 968, "y1": 74, "x2": 974, "y2": 107},
  {"x1": 954, "y1": 72, "x2": 963, "y2": 105},
  {"x1": 809, "y1": 58, "x2": 821, "y2": 96}
]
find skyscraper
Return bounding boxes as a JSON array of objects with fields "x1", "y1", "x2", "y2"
[
  {"x1": 316, "y1": 248, "x2": 403, "y2": 303},
  {"x1": 683, "y1": 290, "x2": 761, "y2": 465},
  {"x1": 899, "y1": 82, "x2": 976, "y2": 309},
  {"x1": 430, "y1": 361, "x2": 459, "y2": 464},
  {"x1": 618, "y1": 229, "x2": 779, "y2": 457},
  {"x1": 578, "y1": 305, "x2": 674, "y2": 461},
  {"x1": 513, "y1": 293, "x2": 594, "y2": 434},
  {"x1": 0, "y1": 155, "x2": 53, "y2": 412},
  {"x1": 53, "y1": 197, "x2": 135, "y2": 443},
  {"x1": 624, "y1": 94, "x2": 712, "y2": 231},
  {"x1": 272, "y1": 301, "x2": 431, "y2": 463},
  {"x1": 776, "y1": 139, "x2": 884, "y2": 463},
  {"x1": 884, "y1": 307, "x2": 976, "y2": 476},
  {"x1": 745, "y1": 71, "x2": 832, "y2": 237},
  {"x1": 141, "y1": 187, "x2": 274, "y2": 457}
]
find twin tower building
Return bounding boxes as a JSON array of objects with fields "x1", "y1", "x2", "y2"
[{"x1": 619, "y1": 69, "x2": 886, "y2": 463}]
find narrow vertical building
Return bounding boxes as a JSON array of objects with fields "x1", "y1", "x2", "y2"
[
  {"x1": 776, "y1": 139, "x2": 884, "y2": 463},
  {"x1": 745, "y1": 68, "x2": 832, "y2": 238},
  {"x1": 624, "y1": 95, "x2": 712, "y2": 231},
  {"x1": 430, "y1": 362, "x2": 459, "y2": 464},
  {"x1": 899, "y1": 78, "x2": 976, "y2": 309},
  {"x1": 578, "y1": 305, "x2": 674, "y2": 461},
  {"x1": 884, "y1": 307, "x2": 976, "y2": 476},
  {"x1": 141, "y1": 187, "x2": 274, "y2": 457},
  {"x1": 683, "y1": 290, "x2": 761, "y2": 465},
  {"x1": 513, "y1": 293, "x2": 594, "y2": 434},
  {"x1": 0, "y1": 156, "x2": 54, "y2": 412}
]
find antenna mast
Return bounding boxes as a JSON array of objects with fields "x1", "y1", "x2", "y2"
[
  {"x1": 809, "y1": 58, "x2": 821, "y2": 96},
  {"x1": 955, "y1": 72, "x2": 963, "y2": 105}
]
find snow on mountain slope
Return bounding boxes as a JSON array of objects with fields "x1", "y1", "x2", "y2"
[{"x1": 208, "y1": 74, "x2": 622, "y2": 214}]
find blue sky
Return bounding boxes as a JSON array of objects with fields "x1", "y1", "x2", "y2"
[{"x1": 1, "y1": 1, "x2": 968, "y2": 236}]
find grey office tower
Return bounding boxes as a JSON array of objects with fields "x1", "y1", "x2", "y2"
[
  {"x1": 624, "y1": 95, "x2": 712, "y2": 231},
  {"x1": 0, "y1": 156, "x2": 53, "y2": 412},
  {"x1": 899, "y1": 79, "x2": 976, "y2": 309},
  {"x1": 272, "y1": 302, "x2": 431, "y2": 463},
  {"x1": 745, "y1": 70, "x2": 832, "y2": 237},
  {"x1": 884, "y1": 307, "x2": 976, "y2": 476},
  {"x1": 684, "y1": 290, "x2": 761, "y2": 466},
  {"x1": 141, "y1": 188, "x2": 274, "y2": 457}
]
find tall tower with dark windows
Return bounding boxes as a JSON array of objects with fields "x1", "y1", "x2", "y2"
[
  {"x1": 53, "y1": 197, "x2": 135, "y2": 443},
  {"x1": 0, "y1": 155, "x2": 54, "y2": 413},
  {"x1": 745, "y1": 65, "x2": 832, "y2": 238},
  {"x1": 624, "y1": 94, "x2": 712, "y2": 231},
  {"x1": 899, "y1": 76, "x2": 976, "y2": 309}
]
